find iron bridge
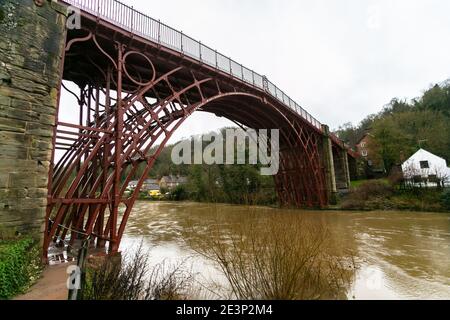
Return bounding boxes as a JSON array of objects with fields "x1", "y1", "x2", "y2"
[{"x1": 43, "y1": 0, "x2": 356, "y2": 260}]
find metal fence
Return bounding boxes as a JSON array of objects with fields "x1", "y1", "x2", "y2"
[{"x1": 63, "y1": 0, "x2": 323, "y2": 131}]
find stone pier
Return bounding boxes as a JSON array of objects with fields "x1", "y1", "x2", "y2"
[
  {"x1": 321, "y1": 124, "x2": 352, "y2": 204},
  {"x1": 333, "y1": 147, "x2": 351, "y2": 190},
  {"x1": 321, "y1": 125, "x2": 338, "y2": 204},
  {"x1": 0, "y1": 0, "x2": 66, "y2": 240}
]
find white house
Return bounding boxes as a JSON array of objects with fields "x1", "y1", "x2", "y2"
[{"x1": 401, "y1": 149, "x2": 450, "y2": 187}]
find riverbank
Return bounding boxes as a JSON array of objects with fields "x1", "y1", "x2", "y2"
[
  {"x1": 136, "y1": 196, "x2": 450, "y2": 214},
  {"x1": 135, "y1": 179, "x2": 450, "y2": 214},
  {"x1": 339, "y1": 180, "x2": 450, "y2": 213}
]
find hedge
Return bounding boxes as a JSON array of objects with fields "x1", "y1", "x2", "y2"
[
  {"x1": 0, "y1": 238, "x2": 42, "y2": 299},
  {"x1": 442, "y1": 189, "x2": 450, "y2": 211}
]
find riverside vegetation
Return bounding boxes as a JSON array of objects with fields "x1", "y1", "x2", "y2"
[
  {"x1": 0, "y1": 229, "x2": 42, "y2": 299},
  {"x1": 136, "y1": 127, "x2": 278, "y2": 206},
  {"x1": 79, "y1": 245, "x2": 196, "y2": 300},
  {"x1": 340, "y1": 180, "x2": 450, "y2": 212}
]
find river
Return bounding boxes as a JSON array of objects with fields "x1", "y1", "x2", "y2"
[{"x1": 119, "y1": 201, "x2": 450, "y2": 300}]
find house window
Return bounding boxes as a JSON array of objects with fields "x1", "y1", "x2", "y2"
[
  {"x1": 360, "y1": 142, "x2": 366, "y2": 148},
  {"x1": 420, "y1": 161, "x2": 430, "y2": 169},
  {"x1": 362, "y1": 150, "x2": 368, "y2": 157}
]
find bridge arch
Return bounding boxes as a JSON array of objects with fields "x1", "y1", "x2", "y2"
[{"x1": 43, "y1": 12, "x2": 329, "y2": 259}]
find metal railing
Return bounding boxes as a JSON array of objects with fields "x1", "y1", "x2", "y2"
[{"x1": 62, "y1": 0, "x2": 323, "y2": 131}]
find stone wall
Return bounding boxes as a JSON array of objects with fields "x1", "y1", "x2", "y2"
[{"x1": 0, "y1": 0, "x2": 66, "y2": 239}]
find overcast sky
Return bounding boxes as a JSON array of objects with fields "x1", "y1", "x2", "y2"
[{"x1": 61, "y1": 0, "x2": 450, "y2": 143}]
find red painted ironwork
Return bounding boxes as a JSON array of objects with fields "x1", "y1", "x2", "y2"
[{"x1": 43, "y1": 1, "x2": 351, "y2": 260}]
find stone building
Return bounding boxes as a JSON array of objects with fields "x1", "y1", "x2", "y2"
[
  {"x1": 159, "y1": 176, "x2": 188, "y2": 190},
  {"x1": 355, "y1": 132, "x2": 385, "y2": 179}
]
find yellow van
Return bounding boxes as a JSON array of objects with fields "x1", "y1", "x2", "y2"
[{"x1": 148, "y1": 190, "x2": 162, "y2": 198}]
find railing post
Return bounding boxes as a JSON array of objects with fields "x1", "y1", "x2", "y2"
[
  {"x1": 157, "y1": 20, "x2": 161, "y2": 44},
  {"x1": 130, "y1": 6, "x2": 134, "y2": 33},
  {"x1": 241, "y1": 65, "x2": 244, "y2": 80},
  {"x1": 215, "y1": 50, "x2": 218, "y2": 68},
  {"x1": 252, "y1": 72, "x2": 255, "y2": 86},
  {"x1": 262, "y1": 76, "x2": 268, "y2": 92},
  {"x1": 180, "y1": 31, "x2": 183, "y2": 52},
  {"x1": 229, "y1": 59, "x2": 232, "y2": 75},
  {"x1": 199, "y1": 41, "x2": 202, "y2": 61}
]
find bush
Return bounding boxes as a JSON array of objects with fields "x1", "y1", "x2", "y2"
[
  {"x1": 187, "y1": 214, "x2": 356, "y2": 300},
  {"x1": 341, "y1": 180, "x2": 394, "y2": 210},
  {"x1": 0, "y1": 238, "x2": 42, "y2": 299},
  {"x1": 341, "y1": 199, "x2": 368, "y2": 210},
  {"x1": 441, "y1": 189, "x2": 450, "y2": 211},
  {"x1": 351, "y1": 180, "x2": 393, "y2": 200},
  {"x1": 171, "y1": 185, "x2": 188, "y2": 201},
  {"x1": 388, "y1": 170, "x2": 404, "y2": 186},
  {"x1": 80, "y1": 244, "x2": 194, "y2": 300}
]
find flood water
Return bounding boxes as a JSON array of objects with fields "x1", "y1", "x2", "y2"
[{"x1": 120, "y1": 201, "x2": 450, "y2": 300}]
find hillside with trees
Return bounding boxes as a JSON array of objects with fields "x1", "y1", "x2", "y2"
[
  {"x1": 335, "y1": 79, "x2": 450, "y2": 174},
  {"x1": 130, "y1": 128, "x2": 277, "y2": 206}
]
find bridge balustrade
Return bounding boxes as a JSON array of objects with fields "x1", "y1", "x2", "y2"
[{"x1": 62, "y1": 0, "x2": 325, "y2": 132}]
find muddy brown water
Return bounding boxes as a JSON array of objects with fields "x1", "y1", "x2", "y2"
[{"x1": 117, "y1": 201, "x2": 450, "y2": 300}]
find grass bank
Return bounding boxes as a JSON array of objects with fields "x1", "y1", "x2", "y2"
[{"x1": 340, "y1": 180, "x2": 450, "y2": 213}]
